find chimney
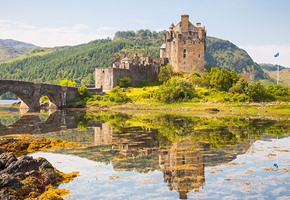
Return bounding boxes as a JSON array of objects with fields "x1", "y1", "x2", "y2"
[
  {"x1": 120, "y1": 51, "x2": 125, "y2": 60},
  {"x1": 181, "y1": 14, "x2": 189, "y2": 33}
]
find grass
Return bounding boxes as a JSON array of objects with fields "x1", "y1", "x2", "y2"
[{"x1": 85, "y1": 85, "x2": 290, "y2": 118}]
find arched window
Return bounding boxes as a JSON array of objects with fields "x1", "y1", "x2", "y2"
[{"x1": 183, "y1": 49, "x2": 187, "y2": 58}]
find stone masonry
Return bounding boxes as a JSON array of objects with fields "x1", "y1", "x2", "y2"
[
  {"x1": 95, "y1": 15, "x2": 206, "y2": 90},
  {"x1": 95, "y1": 54, "x2": 161, "y2": 91},
  {"x1": 160, "y1": 15, "x2": 207, "y2": 73}
]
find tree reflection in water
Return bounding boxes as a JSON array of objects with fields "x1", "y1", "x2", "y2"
[{"x1": 4, "y1": 111, "x2": 289, "y2": 199}]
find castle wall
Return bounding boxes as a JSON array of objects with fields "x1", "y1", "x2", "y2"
[
  {"x1": 130, "y1": 65, "x2": 160, "y2": 86},
  {"x1": 95, "y1": 65, "x2": 159, "y2": 91}
]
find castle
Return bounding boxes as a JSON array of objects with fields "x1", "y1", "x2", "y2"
[{"x1": 95, "y1": 15, "x2": 206, "y2": 91}]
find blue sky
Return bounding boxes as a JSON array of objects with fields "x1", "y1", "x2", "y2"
[{"x1": 1, "y1": 0, "x2": 290, "y2": 66}]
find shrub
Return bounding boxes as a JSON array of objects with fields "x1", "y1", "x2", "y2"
[
  {"x1": 267, "y1": 84, "x2": 289, "y2": 97},
  {"x1": 208, "y1": 68, "x2": 240, "y2": 91},
  {"x1": 158, "y1": 64, "x2": 173, "y2": 83},
  {"x1": 108, "y1": 86, "x2": 131, "y2": 104},
  {"x1": 109, "y1": 92, "x2": 130, "y2": 103},
  {"x1": 118, "y1": 77, "x2": 132, "y2": 88},
  {"x1": 229, "y1": 78, "x2": 248, "y2": 94},
  {"x1": 40, "y1": 96, "x2": 49, "y2": 103},
  {"x1": 155, "y1": 76, "x2": 194, "y2": 103},
  {"x1": 245, "y1": 82, "x2": 275, "y2": 102},
  {"x1": 59, "y1": 79, "x2": 77, "y2": 87},
  {"x1": 78, "y1": 85, "x2": 90, "y2": 98}
]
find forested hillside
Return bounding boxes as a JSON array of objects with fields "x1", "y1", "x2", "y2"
[
  {"x1": 205, "y1": 37, "x2": 267, "y2": 79},
  {"x1": 0, "y1": 30, "x2": 269, "y2": 84}
]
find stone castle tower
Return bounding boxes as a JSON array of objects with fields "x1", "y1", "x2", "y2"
[{"x1": 160, "y1": 15, "x2": 207, "y2": 73}]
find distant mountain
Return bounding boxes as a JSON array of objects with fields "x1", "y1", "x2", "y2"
[
  {"x1": 259, "y1": 63, "x2": 286, "y2": 71},
  {"x1": 0, "y1": 39, "x2": 36, "y2": 62},
  {"x1": 0, "y1": 30, "x2": 269, "y2": 84},
  {"x1": 260, "y1": 63, "x2": 290, "y2": 87}
]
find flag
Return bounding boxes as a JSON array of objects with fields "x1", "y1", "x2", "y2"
[{"x1": 274, "y1": 53, "x2": 279, "y2": 57}]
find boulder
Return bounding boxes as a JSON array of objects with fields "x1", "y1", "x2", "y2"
[{"x1": 0, "y1": 152, "x2": 66, "y2": 199}]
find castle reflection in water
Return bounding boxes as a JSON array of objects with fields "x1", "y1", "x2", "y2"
[{"x1": 92, "y1": 123, "x2": 250, "y2": 199}]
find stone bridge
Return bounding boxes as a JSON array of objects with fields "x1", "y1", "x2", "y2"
[
  {"x1": 0, "y1": 80, "x2": 80, "y2": 111},
  {"x1": 0, "y1": 111, "x2": 102, "y2": 135}
]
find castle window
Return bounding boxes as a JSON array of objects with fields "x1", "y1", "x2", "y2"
[
  {"x1": 183, "y1": 49, "x2": 187, "y2": 58},
  {"x1": 198, "y1": 54, "x2": 200, "y2": 58}
]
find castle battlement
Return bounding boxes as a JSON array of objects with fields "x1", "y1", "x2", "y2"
[
  {"x1": 95, "y1": 15, "x2": 206, "y2": 90},
  {"x1": 160, "y1": 15, "x2": 207, "y2": 73}
]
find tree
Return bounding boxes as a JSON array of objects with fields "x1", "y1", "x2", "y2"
[
  {"x1": 59, "y1": 79, "x2": 77, "y2": 87},
  {"x1": 155, "y1": 76, "x2": 194, "y2": 103},
  {"x1": 229, "y1": 78, "x2": 248, "y2": 94},
  {"x1": 208, "y1": 68, "x2": 239, "y2": 91},
  {"x1": 245, "y1": 82, "x2": 274, "y2": 102},
  {"x1": 118, "y1": 77, "x2": 132, "y2": 88},
  {"x1": 158, "y1": 64, "x2": 173, "y2": 83}
]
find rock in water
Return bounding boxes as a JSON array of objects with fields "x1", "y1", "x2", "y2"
[{"x1": 0, "y1": 152, "x2": 73, "y2": 199}]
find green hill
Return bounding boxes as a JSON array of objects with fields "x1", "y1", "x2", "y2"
[
  {"x1": 205, "y1": 37, "x2": 267, "y2": 80},
  {"x1": 0, "y1": 39, "x2": 36, "y2": 62},
  {"x1": 0, "y1": 30, "x2": 269, "y2": 85},
  {"x1": 259, "y1": 63, "x2": 286, "y2": 71},
  {"x1": 260, "y1": 63, "x2": 290, "y2": 87}
]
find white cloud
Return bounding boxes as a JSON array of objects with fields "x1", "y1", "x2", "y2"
[
  {"x1": 97, "y1": 26, "x2": 116, "y2": 31},
  {"x1": 0, "y1": 19, "x2": 113, "y2": 47},
  {"x1": 241, "y1": 45, "x2": 290, "y2": 68}
]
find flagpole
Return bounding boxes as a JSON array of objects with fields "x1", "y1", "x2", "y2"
[
  {"x1": 274, "y1": 52, "x2": 280, "y2": 84},
  {"x1": 277, "y1": 65, "x2": 279, "y2": 84}
]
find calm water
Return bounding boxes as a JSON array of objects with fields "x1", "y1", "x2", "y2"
[
  {"x1": 0, "y1": 109, "x2": 289, "y2": 199},
  {"x1": 0, "y1": 100, "x2": 19, "y2": 104}
]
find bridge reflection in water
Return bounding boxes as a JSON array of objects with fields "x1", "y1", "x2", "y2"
[{"x1": 0, "y1": 110, "x2": 102, "y2": 135}]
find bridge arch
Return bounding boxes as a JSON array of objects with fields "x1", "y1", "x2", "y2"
[{"x1": 0, "y1": 80, "x2": 80, "y2": 111}]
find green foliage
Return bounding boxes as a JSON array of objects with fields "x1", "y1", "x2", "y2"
[
  {"x1": 204, "y1": 68, "x2": 240, "y2": 91},
  {"x1": 205, "y1": 37, "x2": 267, "y2": 79},
  {"x1": 108, "y1": 87, "x2": 131, "y2": 103},
  {"x1": 118, "y1": 77, "x2": 132, "y2": 88},
  {"x1": 40, "y1": 96, "x2": 49, "y2": 103},
  {"x1": 158, "y1": 64, "x2": 173, "y2": 83},
  {"x1": 155, "y1": 76, "x2": 194, "y2": 103},
  {"x1": 229, "y1": 78, "x2": 248, "y2": 94},
  {"x1": 78, "y1": 86, "x2": 90, "y2": 98},
  {"x1": 266, "y1": 84, "x2": 289, "y2": 97},
  {"x1": 245, "y1": 82, "x2": 274, "y2": 102},
  {"x1": 59, "y1": 79, "x2": 77, "y2": 87}
]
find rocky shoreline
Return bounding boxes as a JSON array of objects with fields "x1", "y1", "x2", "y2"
[{"x1": 0, "y1": 136, "x2": 78, "y2": 199}]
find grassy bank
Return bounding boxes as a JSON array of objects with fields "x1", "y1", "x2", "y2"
[{"x1": 85, "y1": 86, "x2": 290, "y2": 119}]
